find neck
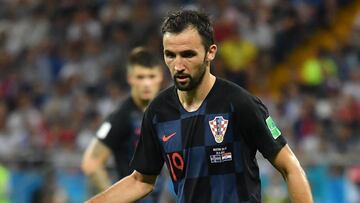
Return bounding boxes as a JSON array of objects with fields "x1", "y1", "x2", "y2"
[
  {"x1": 177, "y1": 71, "x2": 216, "y2": 112},
  {"x1": 131, "y1": 93, "x2": 149, "y2": 112}
]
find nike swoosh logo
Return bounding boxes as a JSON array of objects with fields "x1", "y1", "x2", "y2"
[{"x1": 162, "y1": 132, "x2": 176, "y2": 142}]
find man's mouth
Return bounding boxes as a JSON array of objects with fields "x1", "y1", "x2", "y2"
[{"x1": 175, "y1": 74, "x2": 190, "y2": 84}]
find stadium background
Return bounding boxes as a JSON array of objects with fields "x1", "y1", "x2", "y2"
[{"x1": 0, "y1": 0, "x2": 359, "y2": 202}]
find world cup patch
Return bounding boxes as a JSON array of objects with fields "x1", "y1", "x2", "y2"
[
  {"x1": 266, "y1": 116, "x2": 281, "y2": 139},
  {"x1": 209, "y1": 116, "x2": 229, "y2": 143}
]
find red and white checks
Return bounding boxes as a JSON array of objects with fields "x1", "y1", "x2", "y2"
[{"x1": 209, "y1": 116, "x2": 229, "y2": 143}]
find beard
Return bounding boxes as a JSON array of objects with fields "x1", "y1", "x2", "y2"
[{"x1": 174, "y1": 60, "x2": 208, "y2": 91}]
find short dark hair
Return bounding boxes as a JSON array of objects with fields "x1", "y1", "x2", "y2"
[
  {"x1": 161, "y1": 10, "x2": 214, "y2": 51},
  {"x1": 128, "y1": 47, "x2": 161, "y2": 70}
]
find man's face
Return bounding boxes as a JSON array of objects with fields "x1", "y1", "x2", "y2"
[
  {"x1": 128, "y1": 65, "x2": 163, "y2": 101},
  {"x1": 163, "y1": 27, "x2": 216, "y2": 91}
]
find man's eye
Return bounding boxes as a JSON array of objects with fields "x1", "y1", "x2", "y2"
[
  {"x1": 165, "y1": 53, "x2": 175, "y2": 58},
  {"x1": 181, "y1": 52, "x2": 196, "y2": 58}
]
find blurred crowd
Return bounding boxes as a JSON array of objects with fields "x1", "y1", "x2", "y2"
[{"x1": 0, "y1": 0, "x2": 359, "y2": 202}]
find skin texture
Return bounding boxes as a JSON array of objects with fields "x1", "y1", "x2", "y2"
[
  {"x1": 85, "y1": 25, "x2": 313, "y2": 203},
  {"x1": 81, "y1": 65, "x2": 163, "y2": 193},
  {"x1": 86, "y1": 171, "x2": 157, "y2": 203},
  {"x1": 272, "y1": 145, "x2": 313, "y2": 203},
  {"x1": 82, "y1": 139, "x2": 112, "y2": 191}
]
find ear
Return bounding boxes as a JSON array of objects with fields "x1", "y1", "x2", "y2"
[
  {"x1": 127, "y1": 72, "x2": 132, "y2": 85},
  {"x1": 206, "y1": 44, "x2": 217, "y2": 61},
  {"x1": 158, "y1": 69, "x2": 164, "y2": 81}
]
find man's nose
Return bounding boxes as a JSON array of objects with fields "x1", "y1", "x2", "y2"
[
  {"x1": 143, "y1": 78, "x2": 152, "y2": 87},
  {"x1": 174, "y1": 57, "x2": 185, "y2": 72}
]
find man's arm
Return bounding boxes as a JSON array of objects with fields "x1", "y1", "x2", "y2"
[
  {"x1": 81, "y1": 138, "x2": 112, "y2": 192},
  {"x1": 272, "y1": 144, "x2": 313, "y2": 203},
  {"x1": 85, "y1": 170, "x2": 157, "y2": 203}
]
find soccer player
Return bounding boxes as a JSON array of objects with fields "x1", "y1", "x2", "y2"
[
  {"x1": 86, "y1": 10, "x2": 313, "y2": 203},
  {"x1": 81, "y1": 47, "x2": 164, "y2": 202}
]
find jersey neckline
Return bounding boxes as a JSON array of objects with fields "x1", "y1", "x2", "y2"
[{"x1": 173, "y1": 77, "x2": 218, "y2": 114}]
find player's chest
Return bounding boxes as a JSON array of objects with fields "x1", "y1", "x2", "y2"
[
  {"x1": 155, "y1": 113, "x2": 235, "y2": 150},
  {"x1": 154, "y1": 112, "x2": 244, "y2": 181}
]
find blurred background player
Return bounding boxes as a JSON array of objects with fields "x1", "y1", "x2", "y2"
[{"x1": 81, "y1": 47, "x2": 165, "y2": 202}]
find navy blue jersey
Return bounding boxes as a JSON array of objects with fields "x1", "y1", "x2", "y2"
[
  {"x1": 131, "y1": 78, "x2": 287, "y2": 203},
  {"x1": 96, "y1": 96, "x2": 142, "y2": 179}
]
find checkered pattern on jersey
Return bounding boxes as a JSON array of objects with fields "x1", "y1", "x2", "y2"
[{"x1": 154, "y1": 102, "x2": 253, "y2": 203}]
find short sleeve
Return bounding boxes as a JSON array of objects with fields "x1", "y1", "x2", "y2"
[
  {"x1": 96, "y1": 112, "x2": 130, "y2": 151},
  {"x1": 240, "y1": 96, "x2": 287, "y2": 160},
  {"x1": 130, "y1": 108, "x2": 164, "y2": 175}
]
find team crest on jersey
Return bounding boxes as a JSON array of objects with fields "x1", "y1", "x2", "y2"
[{"x1": 209, "y1": 116, "x2": 229, "y2": 143}]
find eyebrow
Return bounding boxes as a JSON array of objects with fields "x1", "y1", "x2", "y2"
[
  {"x1": 164, "y1": 49, "x2": 197, "y2": 55},
  {"x1": 181, "y1": 50, "x2": 197, "y2": 56},
  {"x1": 164, "y1": 50, "x2": 174, "y2": 55}
]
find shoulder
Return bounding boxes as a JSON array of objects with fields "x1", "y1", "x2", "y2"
[
  {"x1": 216, "y1": 78, "x2": 246, "y2": 92},
  {"x1": 215, "y1": 78, "x2": 257, "y2": 104},
  {"x1": 214, "y1": 78, "x2": 267, "y2": 114},
  {"x1": 107, "y1": 96, "x2": 135, "y2": 122},
  {"x1": 147, "y1": 85, "x2": 176, "y2": 111},
  {"x1": 143, "y1": 85, "x2": 179, "y2": 123}
]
